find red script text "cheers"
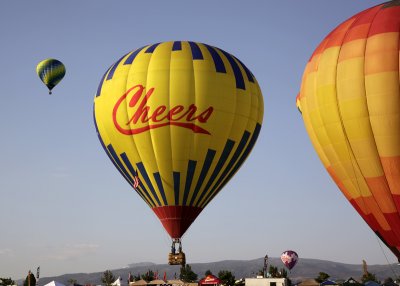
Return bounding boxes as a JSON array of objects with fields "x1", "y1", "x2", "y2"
[{"x1": 113, "y1": 84, "x2": 214, "y2": 135}]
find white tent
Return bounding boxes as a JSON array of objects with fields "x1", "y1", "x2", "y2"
[
  {"x1": 112, "y1": 277, "x2": 123, "y2": 286},
  {"x1": 44, "y1": 281, "x2": 66, "y2": 286}
]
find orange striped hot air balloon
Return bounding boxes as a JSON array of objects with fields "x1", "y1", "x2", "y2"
[{"x1": 297, "y1": 1, "x2": 400, "y2": 260}]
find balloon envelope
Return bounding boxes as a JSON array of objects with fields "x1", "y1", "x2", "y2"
[
  {"x1": 36, "y1": 58, "x2": 65, "y2": 94},
  {"x1": 297, "y1": 2, "x2": 400, "y2": 260},
  {"x1": 281, "y1": 250, "x2": 298, "y2": 270},
  {"x1": 94, "y1": 41, "x2": 263, "y2": 239}
]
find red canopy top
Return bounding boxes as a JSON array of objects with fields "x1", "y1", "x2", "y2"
[{"x1": 198, "y1": 275, "x2": 221, "y2": 285}]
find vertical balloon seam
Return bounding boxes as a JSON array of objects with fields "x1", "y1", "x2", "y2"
[
  {"x1": 145, "y1": 44, "x2": 167, "y2": 207},
  {"x1": 187, "y1": 45, "x2": 222, "y2": 207},
  {"x1": 128, "y1": 47, "x2": 157, "y2": 205},
  {"x1": 169, "y1": 42, "x2": 179, "y2": 206},
  {"x1": 340, "y1": 6, "x2": 400, "y2": 239},
  {"x1": 114, "y1": 51, "x2": 145, "y2": 201},
  {"x1": 185, "y1": 44, "x2": 223, "y2": 205},
  {"x1": 198, "y1": 49, "x2": 252, "y2": 206},
  {"x1": 362, "y1": 6, "x2": 400, "y2": 232},
  {"x1": 186, "y1": 41, "x2": 209, "y2": 207},
  {"x1": 189, "y1": 42, "x2": 217, "y2": 207},
  {"x1": 199, "y1": 53, "x2": 258, "y2": 208},
  {"x1": 332, "y1": 6, "x2": 378, "y2": 221},
  {"x1": 306, "y1": 5, "x2": 396, "y2": 248},
  {"x1": 191, "y1": 46, "x2": 239, "y2": 206},
  {"x1": 123, "y1": 46, "x2": 156, "y2": 205},
  {"x1": 172, "y1": 41, "x2": 193, "y2": 206},
  {"x1": 124, "y1": 46, "x2": 162, "y2": 207},
  {"x1": 306, "y1": 18, "x2": 357, "y2": 207}
]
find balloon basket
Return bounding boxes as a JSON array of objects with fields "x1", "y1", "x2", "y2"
[{"x1": 168, "y1": 251, "x2": 186, "y2": 266}]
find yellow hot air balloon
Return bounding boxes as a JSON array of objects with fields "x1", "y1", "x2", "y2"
[
  {"x1": 298, "y1": 2, "x2": 400, "y2": 260},
  {"x1": 93, "y1": 41, "x2": 263, "y2": 264}
]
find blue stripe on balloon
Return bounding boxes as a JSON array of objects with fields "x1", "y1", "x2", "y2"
[
  {"x1": 202, "y1": 123, "x2": 261, "y2": 207},
  {"x1": 218, "y1": 48, "x2": 245, "y2": 90},
  {"x1": 120, "y1": 153, "x2": 156, "y2": 206},
  {"x1": 145, "y1": 43, "x2": 160, "y2": 53},
  {"x1": 106, "y1": 53, "x2": 128, "y2": 80},
  {"x1": 189, "y1": 149, "x2": 216, "y2": 206},
  {"x1": 96, "y1": 67, "x2": 111, "y2": 97},
  {"x1": 189, "y1": 41, "x2": 203, "y2": 60},
  {"x1": 173, "y1": 172, "x2": 180, "y2": 205},
  {"x1": 172, "y1": 41, "x2": 182, "y2": 51},
  {"x1": 204, "y1": 44, "x2": 226, "y2": 73},
  {"x1": 124, "y1": 46, "x2": 146, "y2": 65},
  {"x1": 182, "y1": 160, "x2": 196, "y2": 205},
  {"x1": 197, "y1": 139, "x2": 235, "y2": 206},
  {"x1": 153, "y1": 172, "x2": 168, "y2": 205},
  {"x1": 106, "y1": 145, "x2": 137, "y2": 188},
  {"x1": 137, "y1": 162, "x2": 162, "y2": 206},
  {"x1": 211, "y1": 131, "x2": 250, "y2": 194},
  {"x1": 234, "y1": 56, "x2": 255, "y2": 83}
]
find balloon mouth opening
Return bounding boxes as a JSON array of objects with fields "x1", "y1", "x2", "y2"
[{"x1": 152, "y1": 205, "x2": 203, "y2": 238}]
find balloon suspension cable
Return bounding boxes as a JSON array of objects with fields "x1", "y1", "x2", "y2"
[
  {"x1": 168, "y1": 238, "x2": 186, "y2": 266},
  {"x1": 171, "y1": 238, "x2": 183, "y2": 254}
]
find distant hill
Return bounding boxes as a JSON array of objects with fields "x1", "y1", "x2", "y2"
[{"x1": 35, "y1": 257, "x2": 400, "y2": 286}]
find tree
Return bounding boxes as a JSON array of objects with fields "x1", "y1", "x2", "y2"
[
  {"x1": 361, "y1": 271, "x2": 379, "y2": 284},
  {"x1": 268, "y1": 266, "x2": 279, "y2": 278},
  {"x1": 315, "y1": 272, "x2": 330, "y2": 283},
  {"x1": 180, "y1": 264, "x2": 198, "y2": 282},
  {"x1": 133, "y1": 274, "x2": 141, "y2": 281},
  {"x1": 23, "y1": 271, "x2": 36, "y2": 286},
  {"x1": 0, "y1": 278, "x2": 15, "y2": 286},
  {"x1": 141, "y1": 270, "x2": 155, "y2": 282},
  {"x1": 218, "y1": 270, "x2": 235, "y2": 286},
  {"x1": 67, "y1": 279, "x2": 77, "y2": 285},
  {"x1": 101, "y1": 270, "x2": 116, "y2": 286},
  {"x1": 205, "y1": 270, "x2": 213, "y2": 276}
]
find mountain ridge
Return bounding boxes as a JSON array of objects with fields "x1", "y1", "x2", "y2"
[{"x1": 34, "y1": 257, "x2": 400, "y2": 286}]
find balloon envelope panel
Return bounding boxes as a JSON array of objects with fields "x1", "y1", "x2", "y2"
[
  {"x1": 281, "y1": 250, "x2": 298, "y2": 270},
  {"x1": 298, "y1": 2, "x2": 400, "y2": 259},
  {"x1": 94, "y1": 41, "x2": 263, "y2": 239},
  {"x1": 36, "y1": 59, "x2": 65, "y2": 92}
]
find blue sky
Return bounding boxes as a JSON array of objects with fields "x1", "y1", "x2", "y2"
[{"x1": 0, "y1": 0, "x2": 396, "y2": 280}]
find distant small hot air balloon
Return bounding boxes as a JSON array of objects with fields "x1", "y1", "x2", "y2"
[
  {"x1": 36, "y1": 58, "x2": 66, "y2": 94},
  {"x1": 281, "y1": 250, "x2": 299, "y2": 271},
  {"x1": 93, "y1": 41, "x2": 264, "y2": 265}
]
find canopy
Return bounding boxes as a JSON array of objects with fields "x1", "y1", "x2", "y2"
[
  {"x1": 298, "y1": 279, "x2": 319, "y2": 286},
  {"x1": 112, "y1": 278, "x2": 123, "y2": 286},
  {"x1": 167, "y1": 280, "x2": 185, "y2": 285},
  {"x1": 130, "y1": 280, "x2": 148, "y2": 286},
  {"x1": 44, "y1": 281, "x2": 66, "y2": 286},
  {"x1": 148, "y1": 280, "x2": 166, "y2": 285},
  {"x1": 199, "y1": 275, "x2": 221, "y2": 285}
]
